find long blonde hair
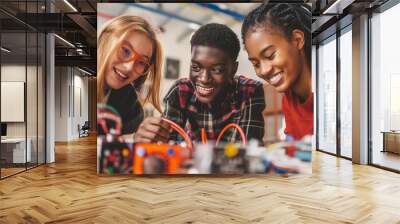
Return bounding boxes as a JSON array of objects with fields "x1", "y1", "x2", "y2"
[{"x1": 97, "y1": 15, "x2": 162, "y2": 112}]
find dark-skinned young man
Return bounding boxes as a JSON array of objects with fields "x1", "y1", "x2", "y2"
[{"x1": 135, "y1": 23, "x2": 266, "y2": 144}]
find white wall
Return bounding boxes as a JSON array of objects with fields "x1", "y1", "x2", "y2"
[
  {"x1": 73, "y1": 73, "x2": 89, "y2": 137},
  {"x1": 55, "y1": 67, "x2": 89, "y2": 141},
  {"x1": 55, "y1": 66, "x2": 68, "y2": 141},
  {"x1": 1, "y1": 65, "x2": 26, "y2": 138},
  {"x1": 157, "y1": 21, "x2": 190, "y2": 103}
]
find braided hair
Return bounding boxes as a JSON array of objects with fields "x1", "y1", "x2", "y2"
[{"x1": 241, "y1": 3, "x2": 311, "y2": 65}]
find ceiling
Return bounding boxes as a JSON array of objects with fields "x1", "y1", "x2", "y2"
[
  {"x1": 0, "y1": 0, "x2": 392, "y2": 75},
  {"x1": 0, "y1": 0, "x2": 97, "y2": 74},
  {"x1": 311, "y1": 0, "x2": 390, "y2": 43}
]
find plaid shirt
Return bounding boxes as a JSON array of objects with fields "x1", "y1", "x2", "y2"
[{"x1": 163, "y1": 75, "x2": 265, "y2": 143}]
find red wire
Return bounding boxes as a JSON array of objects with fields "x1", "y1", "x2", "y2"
[
  {"x1": 216, "y1": 123, "x2": 247, "y2": 145},
  {"x1": 201, "y1": 128, "x2": 207, "y2": 144},
  {"x1": 97, "y1": 112, "x2": 122, "y2": 135},
  {"x1": 161, "y1": 118, "x2": 193, "y2": 152},
  {"x1": 160, "y1": 120, "x2": 246, "y2": 152}
]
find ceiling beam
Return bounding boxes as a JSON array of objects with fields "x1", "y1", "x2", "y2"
[
  {"x1": 55, "y1": 55, "x2": 95, "y2": 69},
  {"x1": 322, "y1": 0, "x2": 356, "y2": 15},
  {"x1": 127, "y1": 3, "x2": 201, "y2": 27},
  {"x1": 13, "y1": 13, "x2": 83, "y2": 32},
  {"x1": 158, "y1": 5, "x2": 187, "y2": 28},
  {"x1": 67, "y1": 13, "x2": 96, "y2": 38},
  {"x1": 312, "y1": 15, "x2": 335, "y2": 33},
  {"x1": 176, "y1": 14, "x2": 214, "y2": 43},
  {"x1": 194, "y1": 3, "x2": 245, "y2": 21}
]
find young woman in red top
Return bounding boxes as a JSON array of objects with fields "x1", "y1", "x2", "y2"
[{"x1": 241, "y1": 3, "x2": 313, "y2": 140}]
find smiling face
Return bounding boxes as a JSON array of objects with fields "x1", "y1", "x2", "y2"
[
  {"x1": 105, "y1": 31, "x2": 153, "y2": 90},
  {"x1": 244, "y1": 28, "x2": 304, "y2": 93},
  {"x1": 190, "y1": 46, "x2": 237, "y2": 104}
]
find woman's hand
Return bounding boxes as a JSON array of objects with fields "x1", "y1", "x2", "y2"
[
  {"x1": 119, "y1": 133, "x2": 135, "y2": 142},
  {"x1": 134, "y1": 117, "x2": 171, "y2": 143}
]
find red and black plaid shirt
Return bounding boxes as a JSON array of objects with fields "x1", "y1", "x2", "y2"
[{"x1": 163, "y1": 75, "x2": 265, "y2": 143}]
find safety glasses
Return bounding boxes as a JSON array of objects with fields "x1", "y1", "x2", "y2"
[{"x1": 117, "y1": 43, "x2": 151, "y2": 75}]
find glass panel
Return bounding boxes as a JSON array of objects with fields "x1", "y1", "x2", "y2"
[
  {"x1": 26, "y1": 0, "x2": 39, "y2": 169},
  {"x1": 339, "y1": 29, "x2": 352, "y2": 158},
  {"x1": 317, "y1": 36, "x2": 337, "y2": 154},
  {"x1": 371, "y1": 3, "x2": 400, "y2": 171},
  {"x1": 27, "y1": 31, "x2": 38, "y2": 168},
  {"x1": 38, "y1": 32, "x2": 45, "y2": 165},
  {"x1": 0, "y1": 0, "x2": 46, "y2": 178},
  {"x1": 1, "y1": 31, "x2": 27, "y2": 177}
]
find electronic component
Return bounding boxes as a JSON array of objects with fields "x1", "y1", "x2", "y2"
[
  {"x1": 97, "y1": 105, "x2": 312, "y2": 175},
  {"x1": 99, "y1": 140, "x2": 134, "y2": 174},
  {"x1": 133, "y1": 143, "x2": 186, "y2": 174},
  {"x1": 211, "y1": 143, "x2": 248, "y2": 174}
]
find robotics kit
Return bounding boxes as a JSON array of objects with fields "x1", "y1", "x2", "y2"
[{"x1": 97, "y1": 104, "x2": 312, "y2": 175}]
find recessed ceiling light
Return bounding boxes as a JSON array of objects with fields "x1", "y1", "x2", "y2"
[
  {"x1": 78, "y1": 67, "x2": 93, "y2": 76},
  {"x1": 63, "y1": 0, "x2": 78, "y2": 12},
  {"x1": 322, "y1": 0, "x2": 354, "y2": 15},
  {"x1": 54, "y1": 34, "x2": 75, "y2": 48},
  {"x1": 1, "y1": 47, "x2": 11, "y2": 53}
]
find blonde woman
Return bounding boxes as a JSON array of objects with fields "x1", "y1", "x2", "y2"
[{"x1": 97, "y1": 15, "x2": 164, "y2": 137}]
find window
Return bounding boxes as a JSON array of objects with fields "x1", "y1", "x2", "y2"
[
  {"x1": 317, "y1": 36, "x2": 337, "y2": 154},
  {"x1": 339, "y1": 28, "x2": 352, "y2": 158},
  {"x1": 371, "y1": 2, "x2": 400, "y2": 171}
]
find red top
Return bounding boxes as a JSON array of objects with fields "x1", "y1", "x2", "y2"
[{"x1": 282, "y1": 91, "x2": 314, "y2": 140}]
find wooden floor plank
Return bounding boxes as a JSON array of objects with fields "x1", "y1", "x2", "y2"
[{"x1": 0, "y1": 135, "x2": 399, "y2": 223}]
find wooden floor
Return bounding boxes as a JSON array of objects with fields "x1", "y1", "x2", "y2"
[
  {"x1": 1, "y1": 167, "x2": 26, "y2": 178},
  {"x1": 1, "y1": 163, "x2": 45, "y2": 178},
  {"x1": 0, "y1": 136, "x2": 400, "y2": 223},
  {"x1": 373, "y1": 151, "x2": 400, "y2": 171}
]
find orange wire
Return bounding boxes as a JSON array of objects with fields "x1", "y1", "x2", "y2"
[
  {"x1": 161, "y1": 118, "x2": 193, "y2": 152},
  {"x1": 216, "y1": 123, "x2": 247, "y2": 145},
  {"x1": 201, "y1": 128, "x2": 207, "y2": 144}
]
